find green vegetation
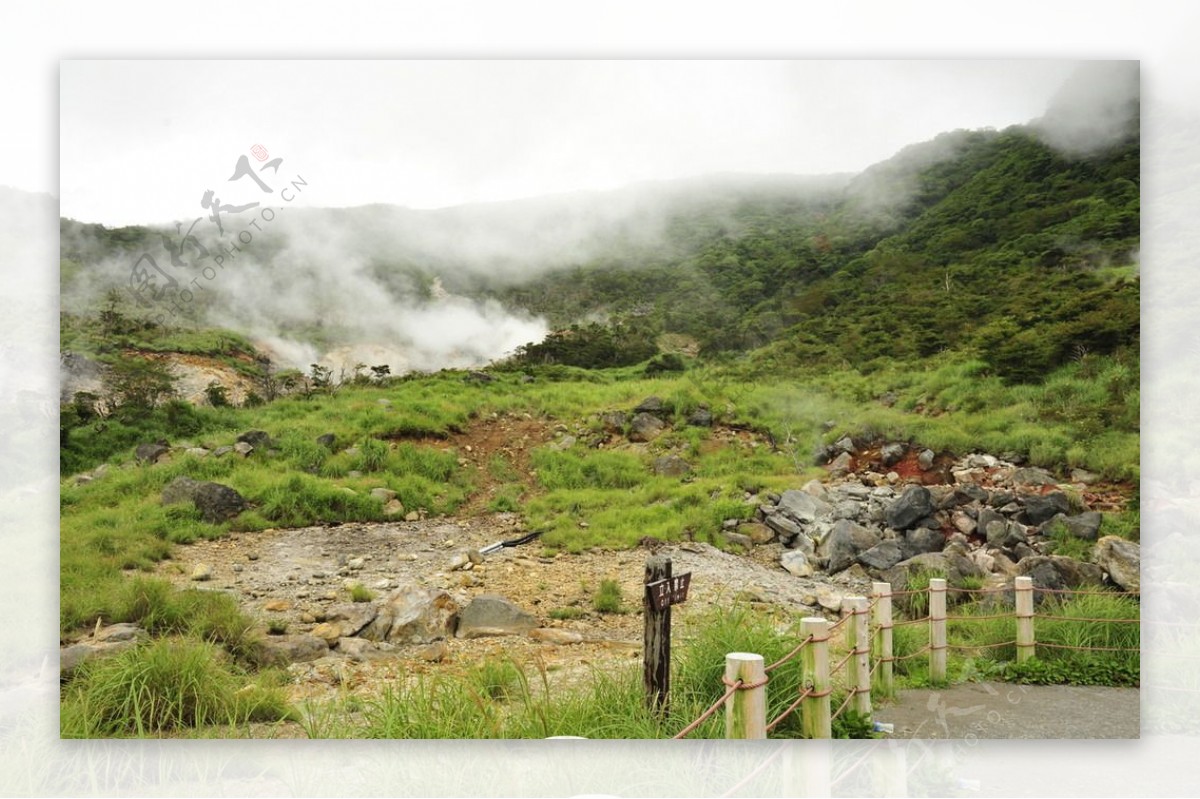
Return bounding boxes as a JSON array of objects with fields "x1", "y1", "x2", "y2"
[
  {"x1": 891, "y1": 591, "x2": 1139, "y2": 688},
  {"x1": 592, "y1": 579, "x2": 624, "y2": 614},
  {"x1": 60, "y1": 639, "x2": 292, "y2": 737},
  {"x1": 59, "y1": 116, "x2": 1140, "y2": 738}
]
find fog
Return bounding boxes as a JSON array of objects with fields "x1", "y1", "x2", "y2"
[{"x1": 58, "y1": 60, "x2": 1140, "y2": 374}]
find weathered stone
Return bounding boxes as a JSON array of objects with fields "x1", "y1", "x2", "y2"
[
  {"x1": 880, "y1": 443, "x2": 906, "y2": 467},
  {"x1": 311, "y1": 622, "x2": 342, "y2": 644},
  {"x1": 764, "y1": 512, "x2": 804, "y2": 543},
  {"x1": 781, "y1": 549, "x2": 814, "y2": 577},
  {"x1": 986, "y1": 520, "x2": 1027, "y2": 549},
  {"x1": 60, "y1": 640, "x2": 135, "y2": 678},
  {"x1": 777, "y1": 490, "x2": 832, "y2": 524},
  {"x1": 336, "y1": 637, "x2": 377, "y2": 660},
  {"x1": 193, "y1": 482, "x2": 248, "y2": 523},
  {"x1": 316, "y1": 433, "x2": 338, "y2": 450},
  {"x1": 465, "y1": 371, "x2": 495, "y2": 383},
  {"x1": 951, "y1": 511, "x2": 977, "y2": 535},
  {"x1": 1093, "y1": 535, "x2": 1140, "y2": 592},
  {"x1": 834, "y1": 435, "x2": 856, "y2": 453},
  {"x1": 370, "y1": 487, "x2": 397, "y2": 503},
  {"x1": 1011, "y1": 467, "x2": 1058, "y2": 487},
  {"x1": 652, "y1": 455, "x2": 692, "y2": 477},
  {"x1": 233, "y1": 441, "x2": 254, "y2": 457},
  {"x1": 237, "y1": 430, "x2": 274, "y2": 449},
  {"x1": 260, "y1": 634, "x2": 329, "y2": 665},
  {"x1": 634, "y1": 396, "x2": 668, "y2": 416},
  {"x1": 828, "y1": 452, "x2": 853, "y2": 476},
  {"x1": 190, "y1": 563, "x2": 213, "y2": 581},
  {"x1": 456, "y1": 595, "x2": 537, "y2": 639},
  {"x1": 857, "y1": 540, "x2": 905, "y2": 571},
  {"x1": 212, "y1": 446, "x2": 233, "y2": 457},
  {"x1": 93, "y1": 623, "x2": 146, "y2": 643},
  {"x1": 953, "y1": 484, "x2": 989, "y2": 505},
  {"x1": 135, "y1": 440, "x2": 170, "y2": 464},
  {"x1": 529, "y1": 628, "x2": 585, "y2": 645},
  {"x1": 161, "y1": 475, "x2": 204, "y2": 505},
  {"x1": 1021, "y1": 492, "x2": 1072, "y2": 526},
  {"x1": 917, "y1": 449, "x2": 936, "y2": 470},
  {"x1": 818, "y1": 519, "x2": 880, "y2": 574},
  {"x1": 887, "y1": 486, "x2": 935, "y2": 531},
  {"x1": 324, "y1": 603, "x2": 378, "y2": 636},
  {"x1": 738, "y1": 522, "x2": 775, "y2": 545},
  {"x1": 989, "y1": 490, "x2": 1017, "y2": 508},
  {"x1": 185, "y1": 447, "x2": 210, "y2": 458},
  {"x1": 361, "y1": 584, "x2": 459, "y2": 644},
  {"x1": 405, "y1": 511, "x2": 421, "y2": 522},
  {"x1": 1016, "y1": 555, "x2": 1105, "y2": 592},
  {"x1": 384, "y1": 498, "x2": 405, "y2": 515},
  {"x1": 723, "y1": 531, "x2": 753, "y2": 549},
  {"x1": 1050, "y1": 511, "x2": 1104, "y2": 541},
  {"x1": 903, "y1": 526, "x2": 945, "y2": 556},
  {"x1": 687, "y1": 407, "x2": 714, "y2": 427},
  {"x1": 1070, "y1": 468, "x2": 1101, "y2": 485},
  {"x1": 628, "y1": 412, "x2": 667, "y2": 442},
  {"x1": 549, "y1": 435, "x2": 577, "y2": 452},
  {"x1": 599, "y1": 411, "x2": 629, "y2": 434},
  {"x1": 883, "y1": 551, "x2": 984, "y2": 595}
]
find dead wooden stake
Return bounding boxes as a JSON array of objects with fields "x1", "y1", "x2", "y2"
[{"x1": 644, "y1": 554, "x2": 672, "y2": 714}]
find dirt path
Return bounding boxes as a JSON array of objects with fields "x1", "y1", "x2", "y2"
[{"x1": 874, "y1": 681, "x2": 1139, "y2": 738}]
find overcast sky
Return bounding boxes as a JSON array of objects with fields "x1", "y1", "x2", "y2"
[{"x1": 60, "y1": 60, "x2": 1086, "y2": 227}]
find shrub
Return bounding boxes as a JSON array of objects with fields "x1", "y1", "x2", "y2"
[{"x1": 592, "y1": 580, "x2": 623, "y2": 614}]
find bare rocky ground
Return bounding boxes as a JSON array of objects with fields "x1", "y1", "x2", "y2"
[{"x1": 156, "y1": 512, "x2": 874, "y2": 710}]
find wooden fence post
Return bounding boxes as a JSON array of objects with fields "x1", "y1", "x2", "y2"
[
  {"x1": 1015, "y1": 575, "x2": 1035, "y2": 663},
  {"x1": 929, "y1": 578, "x2": 947, "y2": 683},
  {"x1": 800, "y1": 617, "x2": 832, "y2": 739},
  {"x1": 843, "y1": 596, "x2": 871, "y2": 718},
  {"x1": 724, "y1": 652, "x2": 767, "y2": 739},
  {"x1": 871, "y1": 581, "x2": 894, "y2": 697},
  {"x1": 643, "y1": 554, "x2": 672, "y2": 713}
]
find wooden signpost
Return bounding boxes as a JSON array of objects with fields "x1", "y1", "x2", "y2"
[{"x1": 643, "y1": 555, "x2": 691, "y2": 713}]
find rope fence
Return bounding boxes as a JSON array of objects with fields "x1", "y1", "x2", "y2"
[{"x1": 668, "y1": 575, "x2": 1140, "y2": 739}]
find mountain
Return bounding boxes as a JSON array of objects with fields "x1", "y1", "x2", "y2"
[{"x1": 60, "y1": 114, "x2": 1138, "y2": 383}]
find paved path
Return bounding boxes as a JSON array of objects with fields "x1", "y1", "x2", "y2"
[{"x1": 872, "y1": 681, "x2": 1139, "y2": 738}]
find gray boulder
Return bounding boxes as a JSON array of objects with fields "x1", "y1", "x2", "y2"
[
  {"x1": 763, "y1": 512, "x2": 804, "y2": 544},
  {"x1": 886, "y1": 486, "x2": 935, "y2": 530},
  {"x1": 858, "y1": 540, "x2": 905, "y2": 571},
  {"x1": 1048, "y1": 511, "x2": 1103, "y2": 541},
  {"x1": 818, "y1": 519, "x2": 880, "y2": 574},
  {"x1": 135, "y1": 440, "x2": 169, "y2": 463},
  {"x1": 456, "y1": 595, "x2": 537, "y2": 639},
  {"x1": 237, "y1": 430, "x2": 274, "y2": 449},
  {"x1": 687, "y1": 407, "x2": 714, "y2": 427},
  {"x1": 161, "y1": 475, "x2": 204, "y2": 505},
  {"x1": 781, "y1": 549, "x2": 814, "y2": 577},
  {"x1": 316, "y1": 433, "x2": 338, "y2": 450},
  {"x1": 917, "y1": 449, "x2": 936, "y2": 470},
  {"x1": 1020, "y1": 492, "x2": 1072, "y2": 525},
  {"x1": 362, "y1": 585, "x2": 459, "y2": 644},
  {"x1": 260, "y1": 634, "x2": 329, "y2": 665},
  {"x1": 1016, "y1": 555, "x2": 1105, "y2": 592},
  {"x1": 634, "y1": 396, "x2": 668, "y2": 416},
  {"x1": 1011, "y1": 467, "x2": 1058, "y2": 487},
  {"x1": 1093, "y1": 535, "x2": 1140, "y2": 592},
  {"x1": 883, "y1": 551, "x2": 984, "y2": 595},
  {"x1": 986, "y1": 520, "x2": 1027, "y2": 549},
  {"x1": 193, "y1": 482, "x2": 248, "y2": 524},
  {"x1": 738, "y1": 522, "x2": 776, "y2": 545},
  {"x1": 628, "y1": 413, "x2": 667, "y2": 442},
  {"x1": 652, "y1": 455, "x2": 692, "y2": 477},
  {"x1": 777, "y1": 490, "x2": 831, "y2": 524},
  {"x1": 881, "y1": 443, "x2": 906, "y2": 467},
  {"x1": 903, "y1": 526, "x2": 945, "y2": 557}
]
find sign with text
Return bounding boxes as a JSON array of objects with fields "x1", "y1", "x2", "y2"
[{"x1": 646, "y1": 572, "x2": 692, "y2": 611}]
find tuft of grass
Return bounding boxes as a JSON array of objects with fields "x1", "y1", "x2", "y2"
[
  {"x1": 60, "y1": 638, "x2": 290, "y2": 737},
  {"x1": 348, "y1": 583, "x2": 375, "y2": 603},
  {"x1": 592, "y1": 579, "x2": 624, "y2": 614},
  {"x1": 548, "y1": 607, "x2": 585, "y2": 621}
]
